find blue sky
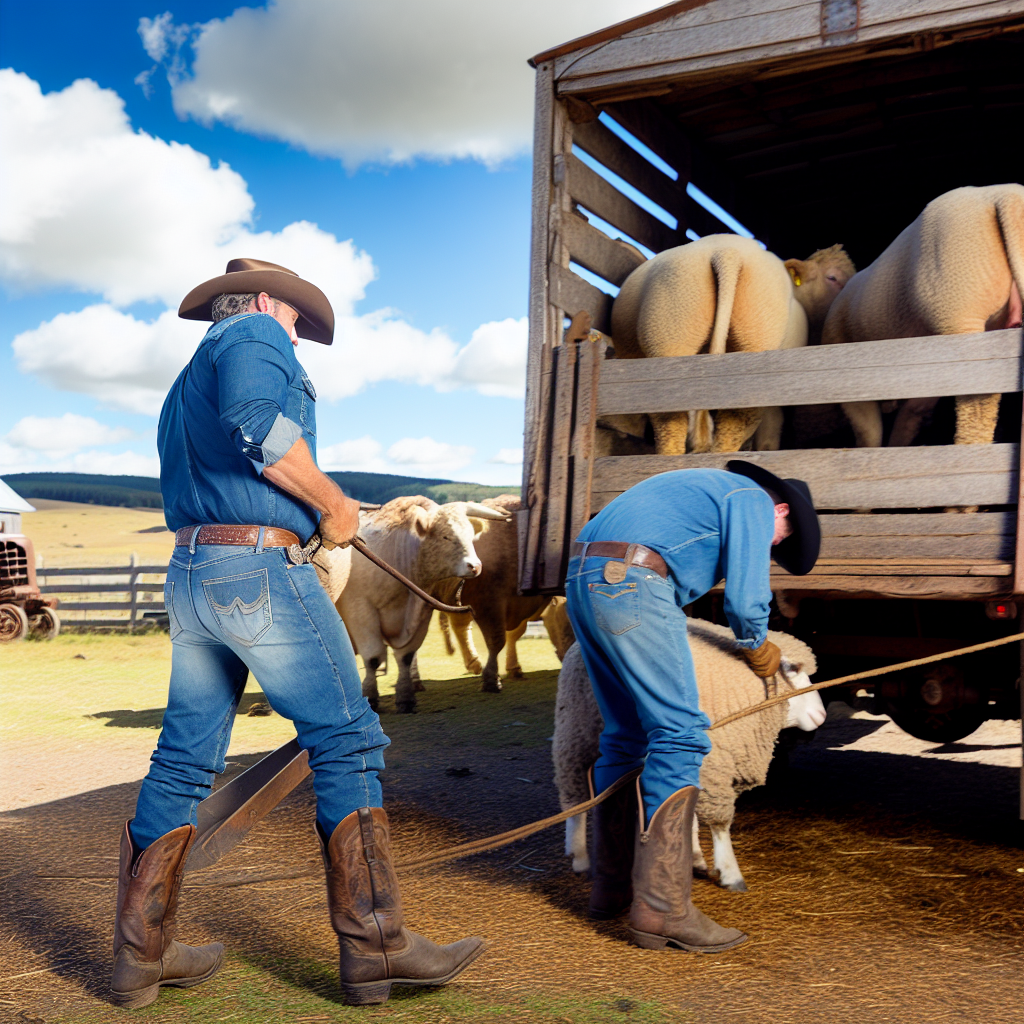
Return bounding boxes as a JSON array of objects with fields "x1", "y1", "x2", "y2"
[{"x1": 0, "y1": 0, "x2": 658, "y2": 486}]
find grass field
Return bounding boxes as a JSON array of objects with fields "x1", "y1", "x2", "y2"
[{"x1": 20, "y1": 499, "x2": 176, "y2": 567}]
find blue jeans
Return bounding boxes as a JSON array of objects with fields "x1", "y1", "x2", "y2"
[
  {"x1": 131, "y1": 542, "x2": 389, "y2": 850},
  {"x1": 565, "y1": 555, "x2": 711, "y2": 821}
]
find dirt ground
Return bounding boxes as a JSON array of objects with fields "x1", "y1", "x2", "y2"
[{"x1": 1, "y1": 629, "x2": 1021, "y2": 1024}]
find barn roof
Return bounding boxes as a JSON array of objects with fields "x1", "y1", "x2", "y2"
[{"x1": 0, "y1": 477, "x2": 36, "y2": 514}]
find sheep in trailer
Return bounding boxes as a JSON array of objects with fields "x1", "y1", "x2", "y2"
[
  {"x1": 610, "y1": 235, "x2": 854, "y2": 455},
  {"x1": 824, "y1": 183, "x2": 1024, "y2": 448},
  {"x1": 552, "y1": 620, "x2": 825, "y2": 892}
]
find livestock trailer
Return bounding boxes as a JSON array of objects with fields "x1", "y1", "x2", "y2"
[{"x1": 518, "y1": 0, "x2": 1024, "y2": 756}]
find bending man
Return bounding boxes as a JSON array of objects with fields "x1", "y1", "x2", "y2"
[{"x1": 564, "y1": 462, "x2": 820, "y2": 952}]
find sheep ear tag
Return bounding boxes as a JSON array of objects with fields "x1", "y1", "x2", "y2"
[{"x1": 603, "y1": 560, "x2": 628, "y2": 584}]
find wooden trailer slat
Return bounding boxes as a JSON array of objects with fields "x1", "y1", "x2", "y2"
[
  {"x1": 591, "y1": 444, "x2": 1019, "y2": 511},
  {"x1": 549, "y1": 263, "x2": 614, "y2": 333},
  {"x1": 597, "y1": 330, "x2": 1024, "y2": 415},
  {"x1": 560, "y1": 212, "x2": 647, "y2": 287},
  {"x1": 566, "y1": 154, "x2": 678, "y2": 253},
  {"x1": 570, "y1": 119, "x2": 687, "y2": 224},
  {"x1": 542, "y1": 342, "x2": 579, "y2": 590},
  {"x1": 764, "y1": 575, "x2": 1013, "y2": 596},
  {"x1": 818, "y1": 512, "x2": 1014, "y2": 561},
  {"x1": 791, "y1": 559, "x2": 1013, "y2": 577}
]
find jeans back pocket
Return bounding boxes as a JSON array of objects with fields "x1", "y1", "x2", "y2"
[
  {"x1": 589, "y1": 580, "x2": 640, "y2": 635},
  {"x1": 203, "y1": 569, "x2": 273, "y2": 647}
]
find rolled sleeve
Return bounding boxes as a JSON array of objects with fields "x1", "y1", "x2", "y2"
[
  {"x1": 215, "y1": 322, "x2": 295, "y2": 471},
  {"x1": 721, "y1": 488, "x2": 775, "y2": 649}
]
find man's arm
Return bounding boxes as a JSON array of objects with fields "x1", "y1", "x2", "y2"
[{"x1": 263, "y1": 437, "x2": 360, "y2": 546}]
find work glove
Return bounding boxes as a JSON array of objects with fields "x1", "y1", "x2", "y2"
[{"x1": 741, "y1": 639, "x2": 782, "y2": 678}]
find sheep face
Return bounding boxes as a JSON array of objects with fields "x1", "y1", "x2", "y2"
[{"x1": 779, "y1": 658, "x2": 827, "y2": 731}]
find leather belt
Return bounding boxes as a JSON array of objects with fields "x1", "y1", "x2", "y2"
[
  {"x1": 174, "y1": 525, "x2": 302, "y2": 548},
  {"x1": 570, "y1": 541, "x2": 669, "y2": 578}
]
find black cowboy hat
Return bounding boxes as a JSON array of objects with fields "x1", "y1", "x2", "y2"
[
  {"x1": 726, "y1": 460, "x2": 821, "y2": 576},
  {"x1": 179, "y1": 258, "x2": 334, "y2": 344}
]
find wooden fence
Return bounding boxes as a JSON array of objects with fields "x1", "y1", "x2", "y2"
[{"x1": 37, "y1": 560, "x2": 168, "y2": 631}]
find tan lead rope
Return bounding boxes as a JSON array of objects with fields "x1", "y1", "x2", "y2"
[{"x1": 394, "y1": 630, "x2": 1024, "y2": 871}]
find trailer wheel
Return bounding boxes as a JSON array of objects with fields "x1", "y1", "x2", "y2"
[
  {"x1": 878, "y1": 660, "x2": 986, "y2": 744},
  {"x1": 0, "y1": 603, "x2": 29, "y2": 643},
  {"x1": 30, "y1": 607, "x2": 61, "y2": 640}
]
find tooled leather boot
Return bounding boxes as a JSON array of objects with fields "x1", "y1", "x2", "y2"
[
  {"x1": 319, "y1": 807, "x2": 486, "y2": 1005},
  {"x1": 629, "y1": 786, "x2": 748, "y2": 953},
  {"x1": 587, "y1": 767, "x2": 640, "y2": 920},
  {"x1": 111, "y1": 823, "x2": 224, "y2": 1008}
]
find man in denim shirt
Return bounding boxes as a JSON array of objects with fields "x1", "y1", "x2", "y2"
[
  {"x1": 112, "y1": 260, "x2": 484, "y2": 1010},
  {"x1": 565, "y1": 462, "x2": 819, "y2": 954}
]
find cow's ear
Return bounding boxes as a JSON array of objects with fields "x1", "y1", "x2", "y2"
[
  {"x1": 410, "y1": 506, "x2": 429, "y2": 538},
  {"x1": 469, "y1": 516, "x2": 487, "y2": 536}
]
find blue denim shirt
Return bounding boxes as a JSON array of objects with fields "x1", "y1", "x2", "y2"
[
  {"x1": 158, "y1": 312, "x2": 320, "y2": 543},
  {"x1": 576, "y1": 468, "x2": 774, "y2": 648}
]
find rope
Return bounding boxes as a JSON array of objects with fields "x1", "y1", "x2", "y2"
[{"x1": 393, "y1": 630, "x2": 1024, "y2": 871}]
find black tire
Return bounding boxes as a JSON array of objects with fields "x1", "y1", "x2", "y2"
[
  {"x1": 30, "y1": 607, "x2": 61, "y2": 640},
  {"x1": 0, "y1": 603, "x2": 29, "y2": 643},
  {"x1": 878, "y1": 660, "x2": 987, "y2": 744}
]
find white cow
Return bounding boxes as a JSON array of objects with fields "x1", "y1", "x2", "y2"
[{"x1": 333, "y1": 496, "x2": 510, "y2": 713}]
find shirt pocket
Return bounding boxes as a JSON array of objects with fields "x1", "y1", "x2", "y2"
[
  {"x1": 203, "y1": 569, "x2": 273, "y2": 647},
  {"x1": 589, "y1": 580, "x2": 640, "y2": 635},
  {"x1": 290, "y1": 372, "x2": 317, "y2": 435}
]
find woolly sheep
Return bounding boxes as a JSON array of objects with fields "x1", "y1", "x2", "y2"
[{"x1": 552, "y1": 619, "x2": 824, "y2": 892}]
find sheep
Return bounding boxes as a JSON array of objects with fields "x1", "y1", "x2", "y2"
[
  {"x1": 552, "y1": 619, "x2": 824, "y2": 892},
  {"x1": 610, "y1": 235, "x2": 854, "y2": 454}
]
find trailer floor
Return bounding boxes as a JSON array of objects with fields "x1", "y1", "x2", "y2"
[{"x1": 1, "y1": 660, "x2": 1020, "y2": 1024}]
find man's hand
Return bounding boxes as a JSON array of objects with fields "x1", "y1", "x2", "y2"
[
  {"x1": 263, "y1": 438, "x2": 361, "y2": 544},
  {"x1": 319, "y1": 496, "x2": 361, "y2": 547},
  {"x1": 741, "y1": 639, "x2": 782, "y2": 678}
]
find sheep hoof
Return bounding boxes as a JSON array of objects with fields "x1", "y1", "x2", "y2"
[
  {"x1": 508, "y1": 666, "x2": 524, "y2": 679},
  {"x1": 692, "y1": 865, "x2": 710, "y2": 879},
  {"x1": 721, "y1": 879, "x2": 748, "y2": 893},
  {"x1": 467, "y1": 660, "x2": 482, "y2": 674},
  {"x1": 571, "y1": 855, "x2": 591, "y2": 873},
  {"x1": 480, "y1": 678, "x2": 502, "y2": 693},
  {"x1": 395, "y1": 701, "x2": 417, "y2": 714}
]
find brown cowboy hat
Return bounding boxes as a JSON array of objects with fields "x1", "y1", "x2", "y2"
[{"x1": 178, "y1": 258, "x2": 334, "y2": 344}]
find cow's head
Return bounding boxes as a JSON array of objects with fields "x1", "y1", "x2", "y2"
[
  {"x1": 785, "y1": 243, "x2": 856, "y2": 327},
  {"x1": 415, "y1": 501, "x2": 511, "y2": 583},
  {"x1": 779, "y1": 657, "x2": 827, "y2": 731}
]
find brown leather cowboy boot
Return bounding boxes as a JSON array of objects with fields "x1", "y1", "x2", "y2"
[
  {"x1": 587, "y1": 767, "x2": 640, "y2": 920},
  {"x1": 111, "y1": 823, "x2": 224, "y2": 1008},
  {"x1": 629, "y1": 786, "x2": 748, "y2": 952},
  {"x1": 320, "y1": 807, "x2": 486, "y2": 1005}
]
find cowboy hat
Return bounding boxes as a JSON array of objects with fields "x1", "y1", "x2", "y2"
[
  {"x1": 178, "y1": 258, "x2": 334, "y2": 344},
  {"x1": 725, "y1": 460, "x2": 821, "y2": 576}
]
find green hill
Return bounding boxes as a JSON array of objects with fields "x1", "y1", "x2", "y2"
[{"x1": 5, "y1": 471, "x2": 519, "y2": 509}]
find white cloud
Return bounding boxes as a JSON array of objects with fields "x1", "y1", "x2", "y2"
[
  {"x1": 4, "y1": 414, "x2": 135, "y2": 458},
  {"x1": 142, "y1": 0, "x2": 656, "y2": 167},
  {"x1": 386, "y1": 437, "x2": 474, "y2": 473},
  {"x1": 11, "y1": 305, "x2": 199, "y2": 413},
  {"x1": 489, "y1": 447, "x2": 523, "y2": 465},
  {"x1": 0, "y1": 440, "x2": 160, "y2": 478},
  {"x1": 317, "y1": 435, "x2": 385, "y2": 472},
  {"x1": 0, "y1": 69, "x2": 375, "y2": 311},
  {"x1": 446, "y1": 317, "x2": 527, "y2": 398}
]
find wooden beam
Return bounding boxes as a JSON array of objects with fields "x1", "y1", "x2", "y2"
[
  {"x1": 570, "y1": 339, "x2": 604, "y2": 543},
  {"x1": 542, "y1": 342, "x2": 578, "y2": 591},
  {"x1": 549, "y1": 262, "x2": 614, "y2": 334},
  {"x1": 765, "y1": 575, "x2": 1013, "y2": 597},
  {"x1": 819, "y1": 513, "x2": 1014, "y2": 561},
  {"x1": 590, "y1": 444, "x2": 1020, "y2": 511},
  {"x1": 566, "y1": 154, "x2": 678, "y2": 253},
  {"x1": 597, "y1": 330, "x2": 1024, "y2": 415},
  {"x1": 560, "y1": 212, "x2": 646, "y2": 287}
]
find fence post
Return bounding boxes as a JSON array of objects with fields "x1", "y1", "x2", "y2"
[{"x1": 128, "y1": 552, "x2": 139, "y2": 634}]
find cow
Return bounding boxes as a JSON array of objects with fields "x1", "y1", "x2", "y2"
[
  {"x1": 611, "y1": 235, "x2": 854, "y2": 454},
  {"x1": 432, "y1": 495, "x2": 555, "y2": 693},
  {"x1": 333, "y1": 496, "x2": 511, "y2": 714},
  {"x1": 824, "y1": 184, "x2": 1024, "y2": 449}
]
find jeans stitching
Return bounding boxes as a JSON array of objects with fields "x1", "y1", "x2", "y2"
[
  {"x1": 281, "y1": 563, "x2": 351, "y2": 718},
  {"x1": 202, "y1": 569, "x2": 273, "y2": 647}
]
